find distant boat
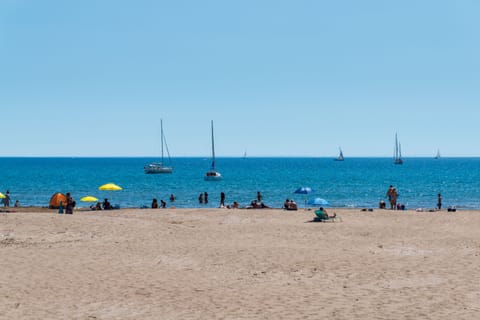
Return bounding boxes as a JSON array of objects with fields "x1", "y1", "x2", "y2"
[
  {"x1": 434, "y1": 149, "x2": 441, "y2": 159},
  {"x1": 204, "y1": 120, "x2": 222, "y2": 181},
  {"x1": 334, "y1": 147, "x2": 344, "y2": 161},
  {"x1": 394, "y1": 133, "x2": 403, "y2": 165},
  {"x1": 243, "y1": 149, "x2": 247, "y2": 159},
  {"x1": 144, "y1": 119, "x2": 173, "y2": 174}
]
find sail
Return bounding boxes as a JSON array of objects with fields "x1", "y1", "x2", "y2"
[
  {"x1": 210, "y1": 120, "x2": 216, "y2": 170},
  {"x1": 144, "y1": 119, "x2": 173, "y2": 173},
  {"x1": 205, "y1": 120, "x2": 222, "y2": 180},
  {"x1": 394, "y1": 133, "x2": 403, "y2": 164},
  {"x1": 334, "y1": 147, "x2": 344, "y2": 161}
]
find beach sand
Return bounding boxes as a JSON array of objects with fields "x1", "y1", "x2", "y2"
[{"x1": 1, "y1": 207, "x2": 480, "y2": 319}]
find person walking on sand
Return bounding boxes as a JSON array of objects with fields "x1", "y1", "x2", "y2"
[
  {"x1": 437, "y1": 193, "x2": 442, "y2": 210},
  {"x1": 220, "y1": 192, "x2": 225, "y2": 207}
]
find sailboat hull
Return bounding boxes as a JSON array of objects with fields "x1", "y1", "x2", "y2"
[
  {"x1": 204, "y1": 171, "x2": 222, "y2": 181},
  {"x1": 144, "y1": 163, "x2": 173, "y2": 174}
]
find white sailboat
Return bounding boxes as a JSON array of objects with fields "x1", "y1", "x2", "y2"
[
  {"x1": 434, "y1": 149, "x2": 441, "y2": 159},
  {"x1": 334, "y1": 147, "x2": 344, "y2": 161},
  {"x1": 204, "y1": 120, "x2": 222, "y2": 181},
  {"x1": 144, "y1": 119, "x2": 173, "y2": 174},
  {"x1": 394, "y1": 133, "x2": 403, "y2": 165}
]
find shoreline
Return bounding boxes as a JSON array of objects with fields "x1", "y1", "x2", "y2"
[{"x1": 0, "y1": 206, "x2": 464, "y2": 214}]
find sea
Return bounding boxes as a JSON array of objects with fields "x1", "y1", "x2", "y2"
[{"x1": 0, "y1": 157, "x2": 479, "y2": 210}]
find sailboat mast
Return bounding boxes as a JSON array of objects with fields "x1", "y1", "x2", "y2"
[
  {"x1": 160, "y1": 119, "x2": 164, "y2": 163},
  {"x1": 394, "y1": 133, "x2": 399, "y2": 159},
  {"x1": 211, "y1": 120, "x2": 216, "y2": 169}
]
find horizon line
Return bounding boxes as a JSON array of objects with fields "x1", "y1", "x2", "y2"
[{"x1": 0, "y1": 155, "x2": 479, "y2": 159}]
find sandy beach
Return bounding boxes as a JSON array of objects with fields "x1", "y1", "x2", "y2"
[{"x1": 1, "y1": 207, "x2": 480, "y2": 319}]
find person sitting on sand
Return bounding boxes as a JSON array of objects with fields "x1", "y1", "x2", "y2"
[
  {"x1": 151, "y1": 198, "x2": 159, "y2": 209},
  {"x1": 315, "y1": 207, "x2": 336, "y2": 220},
  {"x1": 284, "y1": 199, "x2": 290, "y2": 209},
  {"x1": 102, "y1": 198, "x2": 112, "y2": 210},
  {"x1": 160, "y1": 199, "x2": 166, "y2": 208},
  {"x1": 95, "y1": 202, "x2": 102, "y2": 210},
  {"x1": 288, "y1": 200, "x2": 298, "y2": 210}
]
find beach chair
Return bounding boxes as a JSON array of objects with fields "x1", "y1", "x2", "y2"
[{"x1": 314, "y1": 210, "x2": 337, "y2": 222}]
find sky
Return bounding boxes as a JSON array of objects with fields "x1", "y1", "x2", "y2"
[{"x1": 0, "y1": 0, "x2": 479, "y2": 157}]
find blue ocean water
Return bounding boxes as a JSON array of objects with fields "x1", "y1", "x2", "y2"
[{"x1": 0, "y1": 157, "x2": 479, "y2": 209}]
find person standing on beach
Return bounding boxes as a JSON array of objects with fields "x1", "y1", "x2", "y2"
[
  {"x1": 220, "y1": 192, "x2": 225, "y2": 207},
  {"x1": 437, "y1": 193, "x2": 442, "y2": 210},
  {"x1": 198, "y1": 193, "x2": 203, "y2": 204},
  {"x1": 65, "y1": 192, "x2": 75, "y2": 214},
  {"x1": 2, "y1": 190, "x2": 11, "y2": 207},
  {"x1": 386, "y1": 185, "x2": 394, "y2": 210},
  {"x1": 257, "y1": 191, "x2": 262, "y2": 202},
  {"x1": 390, "y1": 188, "x2": 398, "y2": 210},
  {"x1": 204, "y1": 192, "x2": 208, "y2": 204}
]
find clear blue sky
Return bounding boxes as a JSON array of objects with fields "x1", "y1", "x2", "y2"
[{"x1": 1, "y1": 0, "x2": 479, "y2": 157}]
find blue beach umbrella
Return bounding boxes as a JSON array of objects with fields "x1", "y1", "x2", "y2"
[
  {"x1": 294, "y1": 187, "x2": 315, "y2": 209},
  {"x1": 308, "y1": 197, "x2": 330, "y2": 207},
  {"x1": 294, "y1": 187, "x2": 315, "y2": 194}
]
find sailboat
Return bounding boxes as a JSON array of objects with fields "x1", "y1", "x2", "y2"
[
  {"x1": 144, "y1": 119, "x2": 173, "y2": 174},
  {"x1": 334, "y1": 147, "x2": 344, "y2": 161},
  {"x1": 393, "y1": 133, "x2": 403, "y2": 165},
  {"x1": 434, "y1": 149, "x2": 441, "y2": 159},
  {"x1": 204, "y1": 120, "x2": 222, "y2": 181}
]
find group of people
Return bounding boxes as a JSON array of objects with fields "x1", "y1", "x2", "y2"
[
  {"x1": 385, "y1": 185, "x2": 400, "y2": 210},
  {"x1": 381, "y1": 186, "x2": 443, "y2": 211},
  {"x1": 198, "y1": 192, "x2": 209, "y2": 204},
  {"x1": 151, "y1": 198, "x2": 167, "y2": 208},
  {"x1": 1, "y1": 190, "x2": 19, "y2": 208},
  {"x1": 283, "y1": 199, "x2": 298, "y2": 210},
  {"x1": 89, "y1": 198, "x2": 115, "y2": 211},
  {"x1": 62, "y1": 192, "x2": 75, "y2": 214}
]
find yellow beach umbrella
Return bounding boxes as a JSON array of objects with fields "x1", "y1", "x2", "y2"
[
  {"x1": 98, "y1": 183, "x2": 122, "y2": 191},
  {"x1": 80, "y1": 196, "x2": 98, "y2": 202},
  {"x1": 0, "y1": 192, "x2": 5, "y2": 199}
]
